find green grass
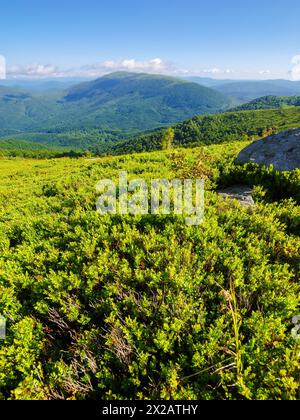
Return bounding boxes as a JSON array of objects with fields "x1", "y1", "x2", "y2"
[{"x1": 0, "y1": 141, "x2": 299, "y2": 400}]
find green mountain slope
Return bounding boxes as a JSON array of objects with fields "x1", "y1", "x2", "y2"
[
  {"x1": 60, "y1": 72, "x2": 233, "y2": 130},
  {"x1": 0, "y1": 86, "x2": 59, "y2": 135},
  {"x1": 0, "y1": 72, "x2": 233, "y2": 137},
  {"x1": 5, "y1": 106, "x2": 300, "y2": 155},
  {"x1": 0, "y1": 138, "x2": 81, "y2": 158},
  {"x1": 108, "y1": 107, "x2": 300, "y2": 155},
  {"x1": 231, "y1": 95, "x2": 300, "y2": 111}
]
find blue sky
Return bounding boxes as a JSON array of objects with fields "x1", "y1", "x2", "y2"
[{"x1": 1, "y1": 0, "x2": 300, "y2": 79}]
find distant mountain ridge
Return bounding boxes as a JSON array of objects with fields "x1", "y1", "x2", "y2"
[
  {"x1": 0, "y1": 72, "x2": 233, "y2": 136},
  {"x1": 3, "y1": 73, "x2": 300, "y2": 154},
  {"x1": 60, "y1": 72, "x2": 233, "y2": 130},
  {"x1": 187, "y1": 77, "x2": 300, "y2": 103}
]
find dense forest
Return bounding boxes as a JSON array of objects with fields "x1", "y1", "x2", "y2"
[
  {"x1": 0, "y1": 139, "x2": 83, "y2": 159},
  {"x1": 108, "y1": 107, "x2": 300, "y2": 155},
  {"x1": 0, "y1": 72, "x2": 233, "y2": 139},
  {"x1": 2, "y1": 106, "x2": 300, "y2": 158},
  {"x1": 232, "y1": 96, "x2": 300, "y2": 111}
]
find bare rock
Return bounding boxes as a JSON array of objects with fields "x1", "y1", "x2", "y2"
[
  {"x1": 218, "y1": 185, "x2": 255, "y2": 208},
  {"x1": 237, "y1": 128, "x2": 300, "y2": 171}
]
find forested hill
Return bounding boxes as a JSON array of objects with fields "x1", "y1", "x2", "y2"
[
  {"x1": 60, "y1": 72, "x2": 233, "y2": 130},
  {"x1": 0, "y1": 72, "x2": 233, "y2": 137},
  {"x1": 231, "y1": 95, "x2": 300, "y2": 111},
  {"x1": 108, "y1": 107, "x2": 300, "y2": 155},
  {"x1": 0, "y1": 139, "x2": 82, "y2": 158},
  {"x1": 3, "y1": 107, "x2": 300, "y2": 158}
]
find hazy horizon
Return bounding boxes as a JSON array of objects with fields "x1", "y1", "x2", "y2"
[{"x1": 2, "y1": 71, "x2": 300, "y2": 84}]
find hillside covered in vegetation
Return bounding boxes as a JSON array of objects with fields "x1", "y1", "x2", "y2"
[
  {"x1": 108, "y1": 107, "x2": 300, "y2": 155},
  {"x1": 232, "y1": 96, "x2": 300, "y2": 111},
  {"x1": 3, "y1": 106, "x2": 300, "y2": 158},
  {"x1": 0, "y1": 139, "x2": 84, "y2": 159},
  {"x1": 0, "y1": 72, "x2": 233, "y2": 139},
  {"x1": 0, "y1": 141, "x2": 300, "y2": 400}
]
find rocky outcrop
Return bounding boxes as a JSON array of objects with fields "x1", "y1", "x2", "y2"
[
  {"x1": 217, "y1": 185, "x2": 255, "y2": 208},
  {"x1": 237, "y1": 128, "x2": 300, "y2": 171}
]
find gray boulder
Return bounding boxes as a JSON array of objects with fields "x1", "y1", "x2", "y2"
[
  {"x1": 237, "y1": 128, "x2": 300, "y2": 171},
  {"x1": 217, "y1": 185, "x2": 255, "y2": 208}
]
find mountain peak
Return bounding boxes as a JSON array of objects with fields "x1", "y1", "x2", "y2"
[{"x1": 61, "y1": 72, "x2": 232, "y2": 132}]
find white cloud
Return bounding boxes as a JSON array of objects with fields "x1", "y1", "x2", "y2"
[
  {"x1": 7, "y1": 63, "x2": 62, "y2": 78},
  {"x1": 258, "y1": 69, "x2": 271, "y2": 75},
  {"x1": 5, "y1": 58, "x2": 178, "y2": 79},
  {"x1": 3, "y1": 59, "x2": 276, "y2": 81},
  {"x1": 202, "y1": 68, "x2": 233, "y2": 75},
  {"x1": 79, "y1": 58, "x2": 173, "y2": 77},
  {"x1": 291, "y1": 55, "x2": 300, "y2": 65},
  {"x1": 6, "y1": 55, "x2": 300, "y2": 81},
  {"x1": 0, "y1": 55, "x2": 6, "y2": 79},
  {"x1": 290, "y1": 55, "x2": 300, "y2": 81}
]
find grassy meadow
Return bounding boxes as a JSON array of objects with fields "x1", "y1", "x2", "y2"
[{"x1": 0, "y1": 140, "x2": 299, "y2": 400}]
